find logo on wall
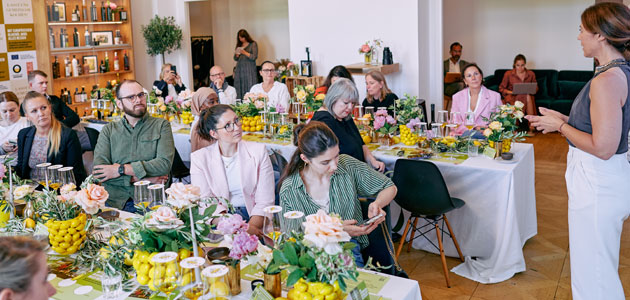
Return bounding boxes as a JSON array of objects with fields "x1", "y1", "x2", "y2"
[{"x1": 12, "y1": 65, "x2": 21, "y2": 73}]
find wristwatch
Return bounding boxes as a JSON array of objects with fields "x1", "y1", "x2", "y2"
[{"x1": 118, "y1": 164, "x2": 125, "y2": 176}]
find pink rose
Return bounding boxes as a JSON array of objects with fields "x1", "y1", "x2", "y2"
[
  {"x1": 74, "y1": 184, "x2": 108, "y2": 215},
  {"x1": 303, "y1": 210, "x2": 351, "y2": 255},
  {"x1": 165, "y1": 183, "x2": 201, "y2": 208},
  {"x1": 152, "y1": 206, "x2": 179, "y2": 223},
  {"x1": 109, "y1": 2, "x2": 117, "y2": 9},
  {"x1": 361, "y1": 44, "x2": 371, "y2": 53},
  {"x1": 254, "y1": 100, "x2": 265, "y2": 109},
  {"x1": 165, "y1": 95, "x2": 174, "y2": 104},
  {"x1": 217, "y1": 214, "x2": 248, "y2": 235}
]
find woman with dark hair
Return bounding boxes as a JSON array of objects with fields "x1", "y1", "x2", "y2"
[
  {"x1": 0, "y1": 91, "x2": 29, "y2": 165},
  {"x1": 362, "y1": 70, "x2": 398, "y2": 115},
  {"x1": 0, "y1": 236, "x2": 56, "y2": 300},
  {"x1": 190, "y1": 104, "x2": 274, "y2": 236},
  {"x1": 527, "y1": 3, "x2": 630, "y2": 298},
  {"x1": 249, "y1": 61, "x2": 290, "y2": 111},
  {"x1": 233, "y1": 29, "x2": 258, "y2": 99},
  {"x1": 17, "y1": 91, "x2": 86, "y2": 183},
  {"x1": 499, "y1": 54, "x2": 537, "y2": 122},
  {"x1": 190, "y1": 87, "x2": 219, "y2": 153},
  {"x1": 315, "y1": 65, "x2": 355, "y2": 96},
  {"x1": 279, "y1": 121, "x2": 397, "y2": 267},
  {"x1": 311, "y1": 78, "x2": 385, "y2": 171}
]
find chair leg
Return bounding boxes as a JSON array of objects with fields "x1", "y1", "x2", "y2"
[
  {"x1": 396, "y1": 218, "x2": 412, "y2": 260},
  {"x1": 407, "y1": 218, "x2": 419, "y2": 253},
  {"x1": 435, "y1": 222, "x2": 451, "y2": 288},
  {"x1": 443, "y1": 214, "x2": 464, "y2": 262}
]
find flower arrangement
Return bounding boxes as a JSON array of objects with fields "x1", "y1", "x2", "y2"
[
  {"x1": 275, "y1": 59, "x2": 295, "y2": 82},
  {"x1": 390, "y1": 94, "x2": 424, "y2": 128},
  {"x1": 483, "y1": 101, "x2": 527, "y2": 142},
  {"x1": 217, "y1": 214, "x2": 258, "y2": 263},
  {"x1": 234, "y1": 93, "x2": 266, "y2": 117},
  {"x1": 358, "y1": 39, "x2": 382, "y2": 54},
  {"x1": 373, "y1": 109, "x2": 397, "y2": 136},
  {"x1": 267, "y1": 210, "x2": 358, "y2": 292},
  {"x1": 293, "y1": 85, "x2": 323, "y2": 112}
]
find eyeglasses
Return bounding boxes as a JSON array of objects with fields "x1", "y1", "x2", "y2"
[
  {"x1": 216, "y1": 117, "x2": 242, "y2": 132},
  {"x1": 210, "y1": 72, "x2": 225, "y2": 77},
  {"x1": 120, "y1": 92, "x2": 147, "y2": 102},
  {"x1": 261, "y1": 69, "x2": 276, "y2": 74}
]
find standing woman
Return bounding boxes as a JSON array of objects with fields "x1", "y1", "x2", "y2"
[
  {"x1": 527, "y1": 3, "x2": 630, "y2": 298},
  {"x1": 499, "y1": 54, "x2": 537, "y2": 126},
  {"x1": 233, "y1": 29, "x2": 258, "y2": 99},
  {"x1": 0, "y1": 92, "x2": 30, "y2": 165}
]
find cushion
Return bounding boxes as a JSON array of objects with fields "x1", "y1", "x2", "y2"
[
  {"x1": 557, "y1": 80, "x2": 586, "y2": 100},
  {"x1": 558, "y1": 70, "x2": 593, "y2": 82},
  {"x1": 534, "y1": 77, "x2": 548, "y2": 99}
]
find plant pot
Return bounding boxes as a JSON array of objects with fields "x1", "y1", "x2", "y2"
[
  {"x1": 227, "y1": 262, "x2": 241, "y2": 295},
  {"x1": 46, "y1": 213, "x2": 87, "y2": 255},
  {"x1": 263, "y1": 272, "x2": 282, "y2": 297}
]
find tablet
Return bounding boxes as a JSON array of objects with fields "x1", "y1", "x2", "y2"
[
  {"x1": 444, "y1": 72, "x2": 462, "y2": 83},
  {"x1": 512, "y1": 82, "x2": 537, "y2": 95}
]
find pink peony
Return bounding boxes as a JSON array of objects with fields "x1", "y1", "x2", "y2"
[
  {"x1": 302, "y1": 210, "x2": 351, "y2": 255},
  {"x1": 229, "y1": 231, "x2": 258, "y2": 260},
  {"x1": 109, "y1": 2, "x2": 117, "y2": 9},
  {"x1": 217, "y1": 214, "x2": 249, "y2": 235},
  {"x1": 361, "y1": 44, "x2": 371, "y2": 53},
  {"x1": 386, "y1": 115, "x2": 396, "y2": 125},
  {"x1": 165, "y1": 95, "x2": 174, "y2": 104},
  {"x1": 374, "y1": 109, "x2": 388, "y2": 117},
  {"x1": 74, "y1": 184, "x2": 108, "y2": 214},
  {"x1": 373, "y1": 116, "x2": 386, "y2": 130},
  {"x1": 406, "y1": 118, "x2": 420, "y2": 130}
]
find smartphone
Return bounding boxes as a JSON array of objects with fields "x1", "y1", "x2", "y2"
[
  {"x1": 358, "y1": 213, "x2": 384, "y2": 226},
  {"x1": 170, "y1": 65, "x2": 177, "y2": 75}
]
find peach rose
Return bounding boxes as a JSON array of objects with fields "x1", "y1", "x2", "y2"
[
  {"x1": 74, "y1": 184, "x2": 108, "y2": 214},
  {"x1": 146, "y1": 206, "x2": 184, "y2": 230},
  {"x1": 165, "y1": 183, "x2": 201, "y2": 209},
  {"x1": 60, "y1": 183, "x2": 77, "y2": 195},
  {"x1": 303, "y1": 210, "x2": 351, "y2": 255}
]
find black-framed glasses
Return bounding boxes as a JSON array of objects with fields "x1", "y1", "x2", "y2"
[
  {"x1": 261, "y1": 69, "x2": 276, "y2": 74},
  {"x1": 119, "y1": 92, "x2": 147, "y2": 102},
  {"x1": 216, "y1": 117, "x2": 242, "y2": 132},
  {"x1": 210, "y1": 72, "x2": 225, "y2": 77}
]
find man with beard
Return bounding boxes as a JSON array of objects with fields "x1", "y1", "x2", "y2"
[
  {"x1": 92, "y1": 80, "x2": 175, "y2": 211},
  {"x1": 443, "y1": 42, "x2": 469, "y2": 98}
]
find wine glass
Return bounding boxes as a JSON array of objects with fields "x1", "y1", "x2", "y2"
[
  {"x1": 179, "y1": 257, "x2": 206, "y2": 300},
  {"x1": 430, "y1": 123, "x2": 442, "y2": 159},
  {"x1": 35, "y1": 163, "x2": 52, "y2": 189},
  {"x1": 292, "y1": 102, "x2": 302, "y2": 123},
  {"x1": 152, "y1": 252, "x2": 179, "y2": 296},
  {"x1": 437, "y1": 110, "x2": 449, "y2": 137},
  {"x1": 148, "y1": 184, "x2": 165, "y2": 209},
  {"x1": 281, "y1": 211, "x2": 305, "y2": 235},
  {"x1": 91, "y1": 98, "x2": 99, "y2": 118},
  {"x1": 268, "y1": 111, "x2": 278, "y2": 140},
  {"x1": 262, "y1": 206, "x2": 283, "y2": 247},
  {"x1": 444, "y1": 124, "x2": 458, "y2": 161},
  {"x1": 202, "y1": 265, "x2": 230, "y2": 299},
  {"x1": 464, "y1": 112, "x2": 476, "y2": 131},
  {"x1": 417, "y1": 122, "x2": 428, "y2": 148},
  {"x1": 47, "y1": 165, "x2": 62, "y2": 190},
  {"x1": 58, "y1": 166, "x2": 76, "y2": 187},
  {"x1": 133, "y1": 180, "x2": 151, "y2": 209},
  {"x1": 364, "y1": 107, "x2": 375, "y2": 119}
]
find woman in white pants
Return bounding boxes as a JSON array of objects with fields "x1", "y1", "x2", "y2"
[{"x1": 527, "y1": 3, "x2": 630, "y2": 299}]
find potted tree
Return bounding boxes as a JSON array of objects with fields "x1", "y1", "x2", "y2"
[{"x1": 141, "y1": 15, "x2": 183, "y2": 64}]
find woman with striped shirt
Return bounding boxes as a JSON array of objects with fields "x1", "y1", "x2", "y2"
[{"x1": 278, "y1": 121, "x2": 397, "y2": 267}]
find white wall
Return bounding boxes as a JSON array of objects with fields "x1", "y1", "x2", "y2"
[{"x1": 443, "y1": 0, "x2": 593, "y2": 74}]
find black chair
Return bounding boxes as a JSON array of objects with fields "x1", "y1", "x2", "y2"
[
  {"x1": 392, "y1": 159, "x2": 465, "y2": 288},
  {"x1": 269, "y1": 149, "x2": 287, "y2": 205},
  {"x1": 85, "y1": 127, "x2": 100, "y2": 151},
  {"x1": 171, "y1": 149, "x2": 190, "y2": 183}
]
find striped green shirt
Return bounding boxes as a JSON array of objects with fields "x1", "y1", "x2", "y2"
[{"x1": 279, "y1": 154, "x2": 394, "y2": 248}]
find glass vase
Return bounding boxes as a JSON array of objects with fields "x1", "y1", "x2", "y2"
[{"x1": 364, "y1": 53, "x2": 371, "y2": 64}]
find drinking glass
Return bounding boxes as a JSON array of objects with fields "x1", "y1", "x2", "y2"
[
  {"x1": 148, "y1": 184, "x2": 165, "y2": 209},
  {"x1": 35, "y1": 163, "x2": 52, "y2": 189},
  {"x1": 152, "y1": 252, "x2": 179, "y2": 295},
  {"x1": 58, "y1": 166, "x2": 76, "y2": 187},
  {"x1": 133, "y1": 180, "x2": 151, "y2": 209},
  {"x1": 268, "y1": 112, "x2": 278, "y2": 139},
  {"x1": 262, "y1": 206, "x2": 283, "y2": 247},
  {"x1": 437, "y1": 110, "x2": 449, "y2": 137},
  {"x1": 464, "y1": 112, "x2": 476, "y2": 131},
  {"x1": 417, "y1": 122, "x2": 428, "y2": 148},
  {"x1": 281, "y1": 211, "x2": 305, "y2": 235},
  {"x1": 364, "y1": 107, "x2": 375, "y2": 118},
  {"x1": 202, "y1": 265, "x2": 231, "y2": 299},
  {"x1": 179, "y1": 257, "x2": 206, "y2": 300},
  {"x1": 450, "y1": 111, "x2": 461, "y2": 126},
  {"x1": 47, "y1": 165, "x2": 62, "y2": 190},
  {"x1": 101, "y1": 272, "x2": 122, "y2": 299},
  {"x1": 444, "y1": 124, "x2": 458, "y2": 160},
  {"x1": 430, "y1": 123, "x2": 443, "y2": 159},
  {"x1": 468, "y1": 143, "x2": 479, "y2": 157},
  {"x1": 292, "y1": 102, "x2": 302, "y2": 123}
]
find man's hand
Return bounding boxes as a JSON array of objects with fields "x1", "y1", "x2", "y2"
[
  {"x1": 93, "y1": 164, "x2": 120, "y2": 182},
  {"x1": 213, "y1": 78, "x2": 223, "y2": 89}
]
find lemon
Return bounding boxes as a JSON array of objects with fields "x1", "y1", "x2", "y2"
[
  {"x1": 153, "y1": 265, "x2": 165, "y2": 279},
  {"x1": 99, "y1": 247, "x2": 110, "y2": 259},
  {"x1": 23, "y1": 218, "x2": 35, "y2": 229},
  {"x1": 256, "y1": 125, "x2": 263, "y2": 131},
  {"x1": 59, "y1": 222, "x2": 70, "y2": 230},
  {"x1": 210, "y1": 281, "x2": 229, "y2": 296},
  {"x1": 148, "y1": 280, "x2": 157, "y2": 291},
  {"x1": 124, "y1": 252, "x2": 133, "y2": 266},
  {"x1": 294, "y1": 282, "x2": 307, "y2": 293},
  {"x1": 287, "y1": 289, "x2": 299, "y2": 300},
  {"x1": 181, "y1": 274, "x2": 192, "y2": 286},
  {"x1": 137, "y1": 274, "x2": 150, "y2": 285},
  {"x1": 297, "y1": 291, "x2": 312, "y2": 300},
  {"x1": 361, "y1": 135, "x2": 371, "y2": 144},
  {"x1": 148, "y1": 252, "x2": 158, "y2": 265},
  {"x1": 66, "y1": 246, "x2": 78, "y2": 253},
  {"x1": 63, "y1": 234, "x2": 72, "y2": 243},
  {"x1": 165, "y1": 264, "x2": 177, "y2": 277},
  {"x1": 54, "y1": 235, "x2": 64, "y2": 243},
  {"x1": 276, "y1": 298, "x2": 289, "y2": 300},
  {"x1": 314, "y1": 296, "x2": 324, "y2": 300},
  {"x1": 133, "y1": 258, "x2": 142, "y2": 270},
  {"x1": 324, "y1": 293, "x2": 337, "y2": 300},
  {"x1": 321, "y1": 284, "x2": 334, "y2": 295},
  {"x1": 178, "y1": 248, "x2": 191, "y2": 260},
  {"x1": 58, "y1": 229, "x2": 68, "y2": 237}
]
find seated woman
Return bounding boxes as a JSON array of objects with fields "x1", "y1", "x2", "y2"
[
  {"x1": 0, "y1": 92, "x2": 30, "y2": 165},
  {"x1": 362, "y1": 70, "x2": 398, "y2": 115},
  {"x1": 451, "y1": 63, "x2": 502, "y2": 135},
  {"x1": 279, "y1": 121, "x2": 397, "y2": 267},
  {"x1": 499, "y1": 54, "x2": 537, "y2": 122},
  {"x1": 0, "y1": 236, "x2": 57, "y2": 300},
  {"x1": 315, "y1": 65, "x2": 354, "y2": 96},
  {"x1": 190, "y1": 104, "x2": 275, "y2": 236},
  {"x1": 249, "y1": 61, "x2": 290, "y2": 111},
  {"x1": 153, "y1": 64, "x2": 187, "y2": 98},
  {"x1": 311, "y1": 78, "x2": 385, "y2": 172},
  {"x1": 16, "y1": 91, "x2": 86, "y2": 183},
  {"x1": 190, "y1": 87, "x2": 219, "y2": 153}
]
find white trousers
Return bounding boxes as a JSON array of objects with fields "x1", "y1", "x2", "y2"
[{"x1": 566, "y1": 146, "x2": 630, "y2": 300}]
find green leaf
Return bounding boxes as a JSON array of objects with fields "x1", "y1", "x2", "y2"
[
  {"x1": 286, "y1": 269, "x2": 305, "y2": 287},
  {"x1": 272, "y1": 249, "x2": 288, "y2": 264},
  {"x1": 283, "y1": 243, "x2": 299, "y2": 265},
  {"x1": 306, "y1": 267, "x2": 318, "y2": 281},
  {"x1": 298, "y1": 254, "x2": 314, "y2": 269},
  {"x1": 343, "y1": 242, "x2": 357, "y2": 251}
]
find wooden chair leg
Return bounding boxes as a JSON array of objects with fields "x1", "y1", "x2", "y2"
[
  {"x1": 407, "y1": 218, "x2": 419, "y2": 253},
  {"x1": 443, "y1": 214, "x2": 464, "y2": 262},
  {"x1": 435, "y1": 222, "x2": 451, "y2": 288},
  {"x1": 396, "y1": 218, "x2": 412, "y2": 259}
]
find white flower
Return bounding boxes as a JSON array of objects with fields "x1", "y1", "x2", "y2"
[
  {"x1": 483, "y1": 128, "x2": 492, "y2": 137},
  {"x1": 514, "y1": 101, "x2": 525, "y2": 109},
  {"x1": 165, "y1": 183, "x2": 201, "y2": 209},
  {"x1": 13, "y1": 185, "x2": 34, "y2": 200},
  {"x1": 302, "y1": 210, "x2": 351, "y2": 255},
  {"x1": 60, "y1": 183, "x2": 76, "y2": 195},
  {"x1": 145, "y1": 206, "x2": 184, "y2": 231},
  {"x1": 278, "y1": 66, "x2": 286, "y2": 72},
  {"x1": 514, "y1": 110, "x2": 524, "y2": 120},
  {"x1": 489, "y1": 121, "x2": 503, "y2": 131}
]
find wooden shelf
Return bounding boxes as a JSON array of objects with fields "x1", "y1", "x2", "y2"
[
  {"x1": 48, "y1": 21, "x2": 125, "y2": 26},
  {"x1": 50, "y1": 44, "x2": 132, "y2": 55},
  {"x1": 345, "y1": 63, "x2": 400, "y2": 75},
  {"x1": 53, "y1": 70, "x2": 132, "y2": 81}
]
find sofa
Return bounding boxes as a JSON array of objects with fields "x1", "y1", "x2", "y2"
[{"x1": 484, "y1": 69, "x2": 593, "y2": 116}]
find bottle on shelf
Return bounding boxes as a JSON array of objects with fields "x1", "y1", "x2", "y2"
[
  {"x1": 81, "y1": 86, "x2": 87, "y2": 102},
  {"x1": 60, "y1": 88, "x2": 67, "y2": 103},
  {"x1": 59, "y1": 28, "x2": 65, "y2": 48},
  {"x1": 113, "y1": 51, "x2": 119, "y2": 71},
  {"x1": 82, "y1": 0, "x2": 88, "y2": 21},
  {"x1": 104, "y1": 52, "x2": 110, "y2": 72},
  {"x1": 84, "y1": 26, "x2": 90, "y2": 46},
  {"x1": 67, "y1": 90, "x2": 73, "y2": 105},
  {"x1": 72, "y1": 5, "x2": 79, "y2": 22},
  {"x1": 90, "y1": 1, "x2": 97, "y2": 22},
  {"x1": 47, "y1": 5, "x2": 52, "y2": 22},
  {"x1": 106, "y1": 1, "x2": 112, "y2": 21},
  {"x1": 92, "y1": 38, "x2": 99, "y2": 46},
  {"x1": 100, "y1": 2, "x2": 106, "y2": 22},
  {"x1": 100, "y1": 60, "x2": 106, "y2": 73},
  {"x1": 71, "y1": 55, "x2": 79, "y2": 77},
  {"x1": 123, "y1": 51, "x2": 129, "y2": 71},
  {"x1": 120, "y1": 8, "x2": 127, "y2": 21},
  {"x1": 72, "y1": 88, "x2": 79, "y2": 105},
  {"x1": 49, "y1": 27, "x2": 55, "y2": 49},
  {"x1": 52, "y1": 1, "x2": 59, "y2": 22},
  {"x1": 73, "y1": 28, "x2": 79, "y2": 47},
  {"x1": 52, "y1": 56, "x2": 60, "y2": 79},
  {"x1": 114, "y1": 30, "x2": 121, "y2": 45},
  {"x1": 64, "y1": 56, "x2": 71, "y2": 77}
]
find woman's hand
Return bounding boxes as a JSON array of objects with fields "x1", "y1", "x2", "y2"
[
  {"x1": 525, "y1": 107, "x2": 565, "y2": 133},
  {"x1": 343, "y1": 219, "x2": 379, "y2": 236},
  {"x1": 248, "y1": 216, "x2": 264, "y2": 237},
  {"x1": 368, "y1": 202, "x2": 386, "y2": 221},
  {"x1": 369, "y1": 156, "x2": 385, "y2": 173},
  {"x1": 1, "y1": 141, "x2": 16, "y2": 153},
  {"x1": 174, "y1": 74, "x2": 183, "y2": 86},
  {"x1": 234, "y1": 47, "x2": 241, "y2": 57}
]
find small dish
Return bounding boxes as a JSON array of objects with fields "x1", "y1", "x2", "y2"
[
  {"x1": 206, "y1": 247, "x2": 230, "y2": 263},
  {"x1": 495, "y1": 157, "x2": 518, "y2": 164}
]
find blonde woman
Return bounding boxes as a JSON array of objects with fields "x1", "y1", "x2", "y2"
[
  {"x1": 153, "y1": 63, "x2": 186, "y2": 98},
  {"x1": 362, "y1": 70, "x2": 398, "y2": 115},
  {"x1": 16, "y1": 91, "x2": 86, "y2": 183}
]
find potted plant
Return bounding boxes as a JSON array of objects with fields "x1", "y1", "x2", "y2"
[{"x1": 141, "y1": 15, "x2": 183, "y2": 64}]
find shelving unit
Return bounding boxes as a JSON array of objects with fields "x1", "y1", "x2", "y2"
[{"x1": 37, "y1": 0, "x2": 135, "y2": 116}]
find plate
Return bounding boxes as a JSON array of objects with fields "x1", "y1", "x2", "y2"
[{"x1": 495, "y1": 157, "x2": 518, "y2": 164}]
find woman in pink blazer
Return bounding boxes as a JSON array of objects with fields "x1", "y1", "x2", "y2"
[
  {"x1": 451, "y1": 63, "x2": 503, "y2": 135},
  {"x1": 190, "y1": 104, "x2": 275, "y2": 236}
]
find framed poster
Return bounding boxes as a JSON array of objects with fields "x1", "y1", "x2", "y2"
[
  {"x1": 83, "y1": 55, "x2": 97, "y2": 73},
  {"x1": 91, "y1": 31, "x2": 113, "y2": 46},
  {"x1": 54, "y1": 2, "x2": 66, "y2": 22},
  {"x1": 300, "y1": 60, "x2": 312, "y2": 77}
]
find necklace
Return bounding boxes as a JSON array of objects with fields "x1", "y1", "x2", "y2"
[
  {"x1": 595, "y1": 58, "x2": 627, "y2": 76},
  {"x1": 221, "y1": 155, "x2": 236, "y2": 169}
]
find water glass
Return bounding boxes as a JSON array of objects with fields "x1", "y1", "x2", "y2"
[
  {"x1": 281, "y1": 211, "x2": 305, "y2": 235},
  {"x1": 35, "y1": 162, "x2": 52, "y2": 188},
  {"x1": 364, "y1": 107, "x2": 375, "y2": 118},
  {"x1": 179, "y1": 257, "x2": 206, "y2": 300},
  {"x1": 58, "y1": 166, "x2": 76, "y2": 187},
  {"x1": 202, "y1": 265, "x2": 230, "y2": 299},
  {"x1": 262, "y1": 206, "x2": 283, "y2": 247},
  {"x1": 152, "y1": 252, "x2": 179, "y2": 295},
  {"x1": 464, "y1": 112, "x2": 476, "y2": 131},
  {"x1": 101, "y1": 273, "x2": 122, "y2": 299},
  {"x1": 133, "y1": 180, "x2": 151, "y2": 208},
  {"x1": 468, "y1": 143, "x2": 479, "y2": 157},
  {"x1": 148, "y1": 184, "x2": 165, "y2": 209},
  {"x1": 47, "y1": 165, "x2": 63, "y2": 190}
]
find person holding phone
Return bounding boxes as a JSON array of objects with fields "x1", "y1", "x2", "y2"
[
  {"x1": 279, "y1": 121, "x2": 397, "y2": 267},
  {"x1": 233, "y1": 29, "x2": 258, "y2": 99},
  {"x1": 153, "y1": 64, "x2": 186, "y2": 98},
  {"x1": 0, "y1": 92, "x2": 30, "y2": 166}
]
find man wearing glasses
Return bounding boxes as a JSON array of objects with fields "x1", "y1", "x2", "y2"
[
  {"x1": 209, "y1": 66, "x2": 237, "y2": 105},
  {"x1": 92, "y1": 80, "x2": 175, "y2": 212}
]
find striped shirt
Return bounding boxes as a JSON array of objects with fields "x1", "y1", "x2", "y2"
[{"x1": 279, "y1": 154, "x2": 394, "y2": 248}]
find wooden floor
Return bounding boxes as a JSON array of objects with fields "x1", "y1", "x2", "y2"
[{"x1": 398, "y1": 133, "x2": 630, "y2": 299}]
